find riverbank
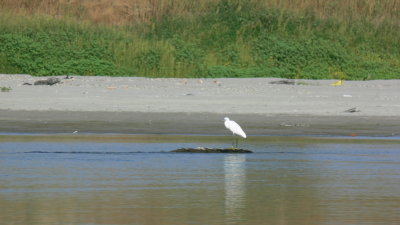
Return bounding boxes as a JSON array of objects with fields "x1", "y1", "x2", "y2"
[
  {"x1": 1, "y1": 110, "x2": 399, "y2": 137},
  {"x1": 1, "y1": 1, "x2": 399, "y2": 79},
  {"x1": 1, "y1": 75, "x2": 399, "y2": 136}
]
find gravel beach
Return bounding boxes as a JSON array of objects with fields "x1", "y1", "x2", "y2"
[{"x1": 1, "y1": 74, "x2": 399, "y2": 136}]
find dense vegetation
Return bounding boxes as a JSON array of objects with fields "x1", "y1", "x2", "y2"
[{"x1": 0, "y1": 0, "x2": 399, "y2": 79}]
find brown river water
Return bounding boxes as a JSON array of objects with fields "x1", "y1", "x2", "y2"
[{"x1": 1, "y1": 135, "x2": 399, "y2": 225}]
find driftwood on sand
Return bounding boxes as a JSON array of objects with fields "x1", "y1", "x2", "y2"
[
  {"x1": 23, "y1": 77, "x2": 61, "y2": 86},
  {"x1": 269, "y1": 80, "x2": 295, "y2": 85},
  {"x1": 34, "y1": 77, "x2": 61, "y2": 85}
]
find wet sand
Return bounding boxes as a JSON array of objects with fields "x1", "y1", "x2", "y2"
[
  {"x1": 1, "y1": 74, "x2": 399, "y2": 136},
  {"x1": 1, "y1": 110, "x2": 399, "y2": 137}
]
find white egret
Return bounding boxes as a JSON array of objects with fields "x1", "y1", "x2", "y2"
[{"x1": 224, "y1": 117, "x2": 247, "y2": 148}]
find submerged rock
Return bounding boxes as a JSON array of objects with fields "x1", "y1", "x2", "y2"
[{"x1": 170, "y1": 147, "x2": 253, "y2": 153}]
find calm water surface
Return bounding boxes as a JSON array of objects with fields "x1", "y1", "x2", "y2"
[{"x1": 1, "y1": 135, "x2": 399, "y2": 225}]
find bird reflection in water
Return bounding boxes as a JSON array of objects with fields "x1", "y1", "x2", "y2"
[{"x1": 224, "y1": 154, "x2": 247, "y2": 224}]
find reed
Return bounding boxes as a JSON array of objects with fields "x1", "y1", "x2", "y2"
[
  {"x1": 1, "y1": 0, "x2": 398, "y2": 25},
  {"x1": 0, "y1": 0, "x2": 399, "y2": 79}
]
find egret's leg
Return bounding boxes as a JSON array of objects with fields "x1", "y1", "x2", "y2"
[
  {"x1": 235, "y1": 137, "x2": 239, "y2": 148},
  {"x1": 231, "y1": 134, "x2": 235, "y2": 148}
]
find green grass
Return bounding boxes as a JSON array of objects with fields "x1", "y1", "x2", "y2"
[
  {"x1": 1, "y1": 86, "x2": 12, "y2": 92},
  {"x1": 0, "y1": 0, "x2": 399, "y2": 79}
]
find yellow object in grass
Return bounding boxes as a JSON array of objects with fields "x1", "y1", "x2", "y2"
[{"x1": 330, "y1": 80, "x2": 342, "y2": 86}]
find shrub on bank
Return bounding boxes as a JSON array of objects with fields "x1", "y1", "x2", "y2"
[{"x1": 0, "y1": 0, "x2": 399, "y2": 79}]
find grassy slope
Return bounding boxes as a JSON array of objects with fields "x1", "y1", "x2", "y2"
[{"x1": 0, "y1": 0, "x2": 399, "y2": 79}]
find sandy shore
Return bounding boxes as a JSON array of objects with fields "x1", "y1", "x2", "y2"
[{"x1": 1, "y1": 74, "x2": 399, "y2": 136}]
